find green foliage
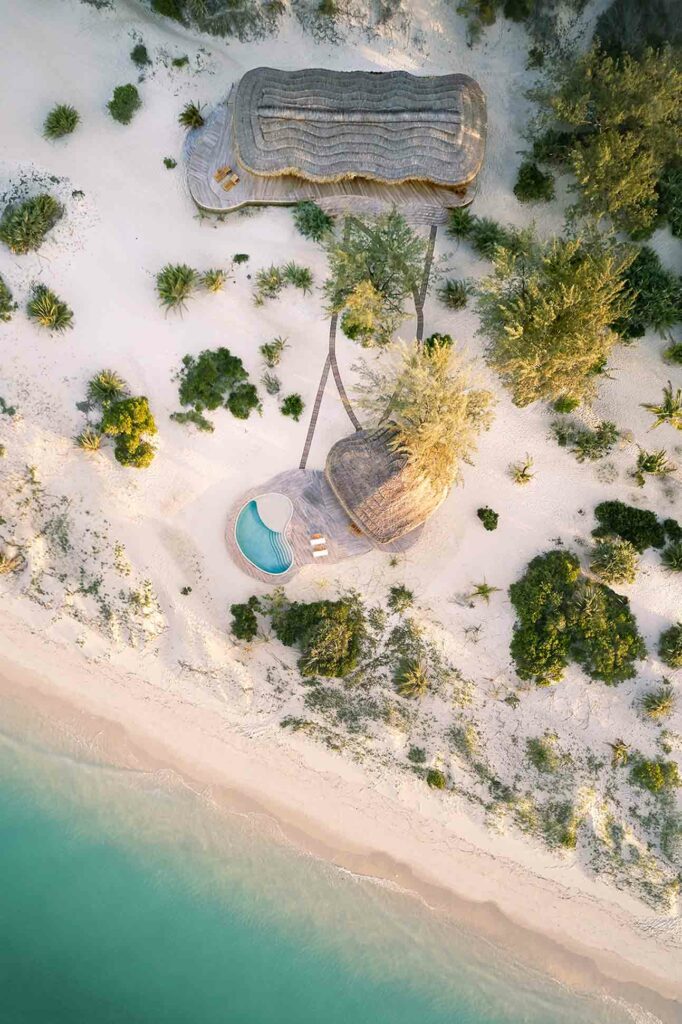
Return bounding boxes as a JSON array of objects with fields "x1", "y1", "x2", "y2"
[
  {"x1": 609, "y1": 738, "x2": 629, "y2": 768},
  {"x1": 107, "y1": 84, "x2": 142, "y2": 124},
  {"x1": 657, "y1": 163, "x2": 682, "y2": 237},
  {"x1": 510, "y1": 454, "x2": 534, "y2": 484},
  {"x1": 553, "y1": 396, "x2": 580, "y2": 414},
  {"x1": 447, "y1": 208, "x2": 474, "y2": 239},
  {"x1": 172, "y1": 55, "x2": 189, "y2": 68},
  {"x1": 632, "y1": 447, "x2": 674, "y2": 487},
  {"x1": 503, "y1": 0, "x2": 533, "y2": 19},
  {"x1": 658, "y1": 623, "x2": 682, "y2": 668},
  {"x1": 259, "y1": 336, "x2": 288, "y2": 367},
  {"x1": 530, "y1": 46, "x2": 682, "y2": 235},
  {"x1": 0, "y1": 193, "x2": 63, "y2": 254},
  {"x1": 396, "y1": 659, "x2": 430, "y2": 699},
  {"x1": 526, "y1": 733, "x2": 563, "y2": 773},
  {"x1": 282, "y1": 262, "x2": 313, "y2": 293},
  {"x1": 630, "y1": 757, "x2": 681, "y2": 794},
  {"x1": 43, "y1": 104, "x2": 80, "y2": 140},
  {"x1": 151, "y1": 0, "x2": 185, "y2": 21},
  {"x1": 130, "y1": 43, "x2": 150, "y2": 67},
  {"x1": 590, "y1": 537, "x2": 639, "y2": 584},
  {"x1": 407, "y1": 745, "x2": 426, "y2": 765},
  {"x1": 173, "y1": 347, "x2": 259, "y2": 426},
  {"x1": 340, "y1": 280, "x2": 391, "y2": 347},
  {"x1": 423, "y1": 332, "x2": 453, "y2": 354},
  {"x1": 477, "y1": 506, "x2": 499, "y2": 531},
  {"x1": 437, "y1": 278, "x2": 470, "y2": 310},
  {"x1": 509, "y1": 550, "x2": 646, "y2": 685},
  {"x1": 100, "y1": 396, "x2": 157, "y2": 468},
  {"x1": 514, "y1": 161, "x2": 555, "y2": 203},
  {"x1": 469, "y1": 581, "x2": 501, "y2": 603},
  {"x1": 551, "y1": 419, "x2": 619, "y2": 462},
  {"x1": 592, "y1": 500, "x2": 665, "y2": 551},
  {"x1": 663, "y1": 341, "x2": 682, "y2": 365},
  {"x1": 661, "y1": 541, "x2": 682, "y2": 572},
  {"x1": 233, "y1": 253, "x2": 249, "y2": 264},
  {"x1": 201, "y1": 268, "x2": 227, "y2": 292},
  {"x1": 178, "y1": 101, "x2": 205, "y2": 129},
  {"x1": 270, "y1": 595, "x2": 366, "y2": 678},
  {"x1": 254, "y1": 265, "x2": 284, "y2": 303},
  {"x1": 280, "y1": 393, "x2": 304, "y2": 422},
  {"x1": 170, "y1": 409, "x2": 213, "y2": 432},
  {"x1": 0, "y1": 275, "x2": 17, "y2": 322},
  {"x1": 293, "y1": 201, "x2": 333, "y2": 241},
  {"x1": 426, "y1": 768, "x2": 447, "y2": 789},
  {"x1": 163, "y1": 156, "x2": 177, "y2": 169},
  {"x1": 641, "y1": 381, "x2": 682, "y2": 430},
  {"x1": 641, "y1": 683, "x2": 675, "y2": 721},
  {"x1": 260, "y1": 371, "x2": 280, "y2": 395},
  {"x1": 87, "y1": 369, "x2": 128, "y2": 407},
  {"x1": 230, "y1": 596, "x2": 261, "y2": 641},
  {"x1": 664, "y1": 518, "x2": 682, "y2": 542},
  {"x1": 469, "y1": 217, "x2": 526, "y2": 260},
  {"x1": 26, "y1": 285, "x2": 73, "y2": 333},
  {"x1": 613, "y1": 247, "x2": 682, "y2": 340},
  {"x1": 387, "y1": 584, "x2": 413, "y2": 613},
  {"x1": 156, "y1": 263, "x2": 198, "y2": 311},
  {"x1": 73, "y1": 428, "x2": 101, "y2": 452},
  {"x1": 477, "y1": 234, "x2": 632, "y2": 406}
]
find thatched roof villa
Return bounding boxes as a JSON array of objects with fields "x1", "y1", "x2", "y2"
[
  {"x1": 188, "y1": 68, "x2": 487, "y2": 222},
  {"x1": 325, "y1": 427, "x2": 448, "y2": 546}
]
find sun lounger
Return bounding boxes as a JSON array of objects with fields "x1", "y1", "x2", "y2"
[
  {"x1": 310, "y1": 536, "x2": 327, "y2": 548},
  {"x1": 313, "y1": 548, "x2": 328, "y2": 558},
  {"x1": 214, "y1": 165, "x2": 232, "y2": 183}
]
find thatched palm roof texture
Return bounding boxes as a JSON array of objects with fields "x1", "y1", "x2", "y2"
[
  {"x1": 325, "y1": 427, "x2": 448, "y2": 545},
  {"x1": 233, "y1": 68, "x2": 486, "y2": 188}
]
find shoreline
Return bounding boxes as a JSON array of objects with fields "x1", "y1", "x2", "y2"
[{"x1": 0, "y1": 610, "x2": 680, "y2": 1022}]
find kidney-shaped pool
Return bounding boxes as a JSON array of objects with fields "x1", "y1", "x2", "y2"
[{"x1": 234, "y1": 493, "x2": 294, "y2": 576}]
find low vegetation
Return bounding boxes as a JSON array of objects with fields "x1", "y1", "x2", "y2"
[
  {"x1": 0, "y1": 193, "x2": 63, "y2": 254},
  {"x1": 26, "y1": 285, "x2": 73, "y2": 333},
  {"x1": 632, "y1": 448, "x2": 675, "y2": 487},
  {"x1": 230, "y1": 597, "x2": 260, "y2": 642},
  {"x1": 509, "y1": 550, "x2": 646, "y2": 685},
  {"x1": 0, "y1": 275, "x2": 17, "y2": 322},
  {"x1": 293, "y1": 201, "x2": 333, "y2": 241},
  {"x1": 259, "y1": 336, "x2": 288, "y2": 368},
  {"x1": 178, "y1": 101, "x2": 205, "y2": 129},
  {"x1": 641, "y1": 382, "x2": 682, "y2": 431},
  {"x1": 156, "y1": 263, "x2": 198, "y2": 311},
  {"x1": 612, "y1": 247, "x2": 682, "y2": 341},
  {"x1": 107, "y1": 84, "x2": 142, "y2": 124},
  {"x1": 477, "y1": 506, "x2": 498, "y2": 531},
  {"x1": 630, "y1": 757, "x2": 681, "y2": 794},
  {"x1": 658, "y1": 623, "x2": 682, "y2": 668},
  {"x1": 590, "y1": 537, "x2": 639, "y2": 585},
  {"x1": 552, "y1": 419, "x2": 619, "y2": 462},
  {"x1": 280, "y1": 394, "x2": 304, "y2": 422},
  {"x1": 101, "y1": 395, "x2": 157, "y2": 468},
  {"x1": 171, "y1": 347, "x2": 260, "y2": 431},
  {"x1": 592, "y1": 500, "x2": 666, "y2": 552},
  {"x1": 640, "y1": 684, "x2": 675, "y2": 722},
  {"x1": 437, "y1": 278, "x2": 470, "y2": 310},
  {"x1": 253, "y1": 263, "x2": 313, "y2": 305},
  {"x1": 513, "y1": 160, "x2": 555, "y2": 203},
  {"x1": 43, "y1": 104, "x2": 80, "y2": 140}
]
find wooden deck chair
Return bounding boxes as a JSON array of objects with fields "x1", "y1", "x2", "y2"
[{"x1": 214, "y1": 165, "x2": 231, "y2": 183}]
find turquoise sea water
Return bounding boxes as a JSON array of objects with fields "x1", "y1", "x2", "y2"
[
  {"x1": 235, "y1": 498, "x2": 293, "y2": 575},
  {"x1": 0, "y1": 692, "x2": 653, "y2": 1024}
]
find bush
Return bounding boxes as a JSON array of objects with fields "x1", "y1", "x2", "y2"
[
  {"x1": 0, "y1": 275, "x2": 17, "y2": 322},
  {"x1": 233, "y1": 253, "x2": 249, "y2": 264},
  {"x1": 553, "y1": 396, "x2": 580, "y2": 414},
  {"x1": 107, "y1": 84, "x2": 142, "y2": 124},
  {"x1": 260, "y1": 336, "x2": 288, "y2": 367},
  {"x1": 43, "y1": 104, "x2": 80, "y2": 140},
  {"x1": 270, "y1": 596, "x2": 366, "y2": 678},
  {"x1": 630, "y1": 757, "x2": 681, "y2": 794},
  {"x1": 261, "y1": 372, "x2": 280, "y2": 395},
  {"x1": 178, "y1": 102, "x2": 204, "y2": 129},
  {"x1": 174, "y1": 348, "x2": 259, "y2": 426},
  {"x1": 664, "y1": 518, "x2": 682, "y2": 542},
  {"x1": 87, "y1": 369, "x2": 128, "y2": 406},
  {"x1": 130, "y1": 43, "x2": 150, "y2": 67},
  {"x1": 612, "y1": 247, "x2": 682, "y2": 340},
  {"x1": 661, "y1": 541, "x2": 682, "y2": 572},
  {"x1": 641, "y1": 684, "x2": 675, "y2": 721},
  {"x1": 632, "y1": 447, "x2": 674, "y2": 487},
  {"x1": 151, "y1": 0, "x2": 185, "y2": 21},
  {"x1": 201, "y1": 268, "x2": 226, "y2": 292},
  {"x1": 477, "y1": 506, "x2": 499, "y2": 531},
  {"x1": 663, "y1": 341, "x2": 682, "y2": 365},
  {"x1": 437, "y1": 278, "x2": 469, "y2": 310},
  {"x1": 503, "y1": 0, "x2": 533, "y2": 19},
  {"x1": 447, "y1": 208, "x2": 474, "y2": 240},
  {"x1": 293, "y1": 201, "x2": 333, "y2": 241},
  {"x1": 426, "y1": 769, "x2": 447, "y2": 789},
  {"x1": 163, "y1": 157, "x2": 177, "y2": 169},
  {"x1": 407, "y1": 746, "x2": 426, "y2": 765},
  {"x1": 396, "y1": 659, "x2": 430, "y2": 699},
  {"x1": 658, "y1": 623, "x2": 682, "y2": 668},
  {"x1": 156, "y1": 263, "x2": 198, "y2": 310},
  {"x1": 552, "y1": 419, "x2": 619, "y2": 462},
  {"x1": 282, "y1": 262, "x2": 313, "y2": 293},
  {"x1": 590, "y1": 537, "x2": 639, "y2": 584},
  {"x1": 592, "y1": 500, "x2": 665, "y2": 551},
  {"x1": 468, "y1": 217, "x2": 524, "y2": 260},
  {"x1": 74, "y1": 428, "x2": 101, "y2": 452},
  {"x1": 526, "y1": 734, "x2": 562, "y2": 773},
  {"x1": 513, "y1": 161, "x2": 555, "y2": 203},
  {"x1": 26, "y1": 285, "x2": 73, "y2": 333},
  {"x1": 509, "y1": 550, "x2": 646, "y2": 685},
  {"x1": 100, "y1": 396, "x2": 157, "y2": 468},
  {"x1": 230, "y1": 597, "x2": 260, "y2": 641},
  {"x1": 0, "y1": 194, "x2": 63, "y2": 254},
  {"x1": 387, "y1": 584, "x2": 413, "y2": 613},
  {"x1": 641, "y1": 381, "x2": 682, "y2": 430},
  {"x1": 280, "y1": 393, "x2": 304, "y2": 421},
  {"x1": 423, "y1": 332, "x2": 453, "y2": 354},
  {"x1": 657, "y1": 163, "x2": 682, "y2": 237}
]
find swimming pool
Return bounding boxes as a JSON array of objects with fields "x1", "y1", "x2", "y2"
[{"x1": 234, "y1": 494, "x2": 294, "y2": 576}]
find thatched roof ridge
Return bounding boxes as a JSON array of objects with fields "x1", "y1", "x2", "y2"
[
  {"x1": 325, "y1": 427, "x2": 448, "y2": 545},
  {"x1": 233, "y1": 68, "x2": 486, "y2": 188}
]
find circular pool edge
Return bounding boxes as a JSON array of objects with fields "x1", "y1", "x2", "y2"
[{"x1": 233, "y1": 492, "x2": 295, "y2": 577}]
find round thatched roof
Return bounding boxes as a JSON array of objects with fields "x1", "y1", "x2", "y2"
[
  {"x1": 325, "y1": 427, "x2": 448, "y2": 546},
  {"x1": 233, "y1": 67, "x2": 487, "y2": 188}
]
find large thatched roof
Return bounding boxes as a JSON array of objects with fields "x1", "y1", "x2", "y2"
[
  {"x1": 233, "y1": 68, "x2": 486, "y2": 188},
  {"x1": 325, "y1": 427, "x2": 448, "y2": 546}
]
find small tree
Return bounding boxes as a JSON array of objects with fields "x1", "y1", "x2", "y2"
[
  {"x1": 590, "y1": 537, "x2": 639, "y2": 584},
  {"x1": 340, "y1": 280, "x2": 390, "y2": 347},
  {"x1": 230, "y1": 597, "x2": 260, "y2": 641},
  {"x1": 280, "y1": 394, "x2": 304, "y2": 421},
  {"x1": 658, "y1": 623, "x2": 682, "y2": 668},
  {"x1": 107, "y1": 84, "x2": 142, "y2": 124},
  {"x1": 101, "y1": 396, "x2": 157, "y2": 469},
  {"x1": 513, "y1": 161, "x2": 555, "y2": 203},
  {"x1": 178, "y1": 102, "x2": 205, "y2": 129},
  {"x1": 477, "y1": 234, "x2": 632, "y2": 406},
  {"x1": 477, "y1": 506, "x2": 499, "y2": 531}
]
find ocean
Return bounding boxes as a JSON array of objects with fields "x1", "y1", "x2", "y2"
[{"x1": 0, "y1": 683, "x2": 654, "y2": 1024}]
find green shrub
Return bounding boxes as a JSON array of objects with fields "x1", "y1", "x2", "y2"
[
  {"x1": 509, "y1": 550, "x2": 646, "y2": 685},
  {"x1": 0, "y1": 194, "x2": 63, "y2": 254},
  {"x1": 130, "y1": 43, "x2": 150, "y2": 67},
  {"x1": 254, "y1": 264, "x2": 284, "y2": 303},
  {"x1": 468, "y1": 217, "x2": 524, "y2": 260},
  {"x1": 43, "y1": 104, "x2": 80, "y2": 140},
  {"x1": 172, "y1": 55, "x2": 189, "y2": 68},
  {"x1": 447, "y1": 207, "x2": 474, "y2": 240},
  {"x1": 151, "y1": 0, "x2": 185, "y2": 21},
  {"x1": 396, "y1": 659, "x2": 430, "y2": 699},
  {"x1": 201, "y1": 268, "x2": 226, "y2": 292},
  {"x1": 658, "y1": 623, "x2": 682, "y2": 668},
  {"x1": 407, "y1": 745, "x2": 426, "y2": 765},
  {"x1": 552, "y1": 419, "x2": 619, "y2": 462},
  {"x1": 590, "y1": 537, "x2": 639, "y2": 584},
  {"x1": 280, "y1": 393, "x2": 304, "y2": 421},
  {"x1": 553, "y1": 396, "x2": 580, "y2": 414},
  {"x1": 661, "y1": 541, "x2": 682, "y2": 572},
  {"x1": 100, "y1": 396, "x2": 157, "y2": 469},
  {"x1": 174, "y1": 347, "x2": 259, "y2": 426},
  {"x1": 178, "y1": 101, "x2": 204, "y2": 129},
  {"x1": 503, "y1": 0, "x2": 532, "y2": 19},
  {"x1": 230, "y1": 597, "x2": 260, "y2": 641},
  {"x1": 163, "y1": 156, "x2": 177, "y2": 169},
  {"x1": 270, "y1": 596, "x2": 366, "y2": 678},
  {"x1": 169, "y1": 409, "x2": 213, "y2": 432},
  {"x1": 632, "y1": 447, "x2": 675, "y2": 487},
  {"x1": 423, "y1": 332, "x2": 453, "y2": 354},
  {"x1": 657, "y1": 163, "x2": 682, "y2": 237},
  {"x1": 282, "y1": 262, "x2": 313, "y2": 293},
  {"x1": 26, "y1": 285, "x2": 73, "y2": 333},
  {"x1": 0, "y1": 275, "x2": 17, "y2": 322},
  {"x1": 107, "y1": 84, "x2": 142, "y2": 124},
  {"x1": 630, "y1": 757, "x2": 681, "y2": 794},
  {"x1": 641, "y1": 684, "x2": 675, "y2": 721},
  {"x1": 74, "y1": 428, "x2": 101, "y2": 451},
  {"x1": 260, "y1": 336, "x2": 288, "y2": 367},
  {"x1": 156, "y1": 263, "x2": 198, "y2": 311},
  {"x1": 663, "y1": 341, "x2": 682, "y2": 365},
  {"x1": 261, "y1": 371, "x2": 280, "y2": 395},
  {"x1": 426, "y1": 768, "x2": 447, "y2": 789},
  {"x1": 87, "y1": 369, "x2": 128, "y2": 406},
  {"x1": 612, "y1": 247, "x2": 682, "y2": 340},
  {"x1": 293, "y1": 201, "x2": 333, "y2": 241},
  {"x1": 513, "y1": 161, "x2": 555, "y2": 203},
  {"x1": 664, "y1": 518, "x2": 682, "y2": 542},
  {"x1": 526, "y1": 734, "x2": 562, "y2": 773},
  {"x1": 477, "y1": 506, "x2": 499, "y2": 531},
  {"x1": 641, "y1": 381, "x2": 682, "y2": 430},
  {"x1": 233, "y1": 253, "x2": 249, "y2": 264},
  {"x1": 592, "y1": 500, "x2": 665, "y2": 551},
  {"x1": 437, "y1": 278, "x2": 469, "y2": 310},
  {"x1": 387, "y1": 584, "x2": 413, "y2": 613}
]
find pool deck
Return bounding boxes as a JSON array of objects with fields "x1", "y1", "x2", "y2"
[{"x1": 226, "y1": 469, "x2": 421, "y2": 584}]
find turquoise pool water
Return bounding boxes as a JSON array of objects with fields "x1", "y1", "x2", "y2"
[{"x1": 235, "y1": 498, "x2": 293, "y2": 575}]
